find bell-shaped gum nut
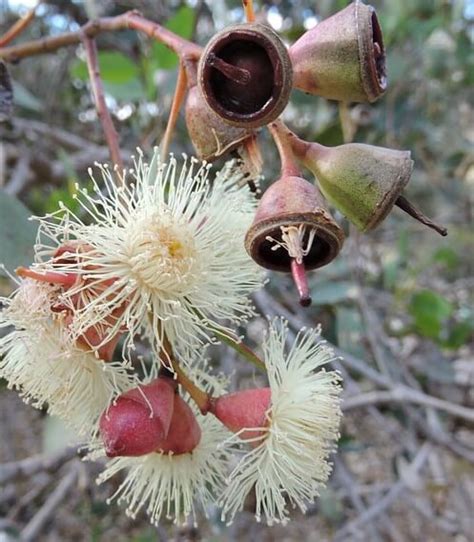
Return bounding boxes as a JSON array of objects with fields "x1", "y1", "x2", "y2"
[
  {"x1": 304, "y1": 142, "x2": 413, "y2": 231},
  {"x1": 99, "y1": 377, "x2": 176, "y2": 458},
  {"x1": 185, "y1": 84, "x2": 254, "y2": 162},
  {"x1": 210, "y1": 387, "x2": 271, "y2": 441},
  {"x1": 158, "y1": 395, "x2": 201, "y2": 455}
]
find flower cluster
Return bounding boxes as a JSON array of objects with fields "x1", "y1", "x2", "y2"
[{"x1": 0, "y1": 149, "x2": 343, "y2": 526}]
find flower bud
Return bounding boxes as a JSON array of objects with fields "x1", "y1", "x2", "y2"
[
  {"x1": 289, "y1": 2, "x2": 386, "y2": 103},
  {"x1": 198, "y1": 23, "x2": 293, "y2": 128},
  {"x1": 158, "y1": 394, "x2": 201, "y2": 455},
  {"x1": 99, "y1": 377, "x2": 176, "y2": 457},
  {"x1": 210, "y1": 388, "x2": 271, "y2": 441}
]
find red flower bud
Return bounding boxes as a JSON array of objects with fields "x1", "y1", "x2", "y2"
[
  {"x1": 210, "y1": 388, "x2": 271, "y2": 441},
  {"x1": 158, "y1": 395, "x2": 201, "y2": 455},
  {"x1": 99, "y1": 378, "x2": 176, "y2": 458}
]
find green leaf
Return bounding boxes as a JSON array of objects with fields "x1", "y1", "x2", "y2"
[
  {"x1": 318, "y1": 488, "x2": 344, "y2": 524},
  {"x1": 409, "y1": 290, "x2": 454, "y2": 339},
  {"x1": 42, "y1": 415, "x2": 79, "y2": 454},
  {"x1": 12, "y1": 81, "x2": 42, "y2": 111},
  {"x1": 336, "y1": 307, "x2": 366, "y2": 359},
  {"x1": 71, "y1": 51, "x2": 139, "y2": 84},
  {"x1": 150, "y1": 6, "x2": 196, "y2": 70},
  {"x1": 432, "y1": 247, "x2": 459, "y2": 271},
  {"x1": 0, "y1": 191, "x2": 37, "y2": 275},
  {"x1": 103, "y1": 79, "x2": 146, "y2": 101},
  {"x1": 311, "y1": 280, "x2": 355, "y2": 305}
]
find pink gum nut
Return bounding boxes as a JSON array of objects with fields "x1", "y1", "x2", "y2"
[
  {"x1": 210, "y1": 388, "x2": 271, "y2": 442},
  {"x1": 99, "y1": 378, "x2": 176, "y2": 458},
  {"x1": 158, "y1": 395, "x2": 202, "y2": 455}
]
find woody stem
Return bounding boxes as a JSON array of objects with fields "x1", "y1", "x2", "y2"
[
  {"x1": 268, "y1": 120, "x2": 301, "y2": 177},
  {"x1": 160, "y1": 335, "x2": 211, "y2": 414},
  {"x1": 0, "y1": 11, "x2": 202, "y2": 63},
  {"x1": 82, "y1": 34, "x2": 124, "y2": 177},
  {"x1": 211, "y1": 327, "x2": 266, "y2": 371},
  {"x1": 160, "y1": 61, "x2": 188, "y2": 159},
  {"x1": 0, "y1": 0, "x2": 42, "y2": 47}
]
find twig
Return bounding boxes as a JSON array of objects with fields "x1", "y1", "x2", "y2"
[
  {"x1": 268, "y1": 120, "x2": 301, "y2": 177},
  {"x1": 82, "y1": 34, "x2": 123, "y2": 173},
  {"x1": 0, "y1": 447, "x2": 77, "y2": 485},
  {"x1": 343, "y1": 387, "x2": 474, "y2": 423},
  {"x1": 160, "y1": 61, "x2": 187, "y2": 159},
  {"x1": 243, "y1": 0, "x2": 256, "y2": 23},
  {"x1": 334, "y1": 443, "x2": 432, "y2": 540},
  {"x1": 334, "y1": 457, "x2": 383, "y2": 542},
  {"x1": 0, "y1": 1, "x2": 42, "y2": 47},
  {"x1": 20, "y1": 463, "x2": 79, "y2": 542},
  {"x1": 0, "y1": 11, "x2": 201, "y2": 62},
  {"x1": 4, "y1": 155, "x2": 33, "y2": 195}
]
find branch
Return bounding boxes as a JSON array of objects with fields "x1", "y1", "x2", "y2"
[
  {"x1": 343, "y1": 387, "x2": 474, "y2": 423},
  {"x1": 0, "y1": 1, "x2": 42, "y2": 47},
  {"x1": 334, "y1": 443, "x2": 432, "y2": 540},
  {"x1": 20, "y1": 463, "x2": 80, "y2": 542},
  {"x1": 160, "y1": 61, "x2": 187, "y2": 159},
  {"x1": 0, "y1": 11, "x2": 201, "y2": 62},
  {"x1": 0, "y1": 447, "x2": 77, "y2": 485},
  {"x1": 82, "y1": 34, "x2": 123, "y2": 173}
]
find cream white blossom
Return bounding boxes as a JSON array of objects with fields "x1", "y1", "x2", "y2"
[
  {"x1": 32, "y1": 150, "x2": 263, "y2": 364},
  {"x1": 0, "y1": 279, "x2": 134, "y2": 437},
  {"x1": 97, "y1": 413, "x2": 230, "y2": 526},
  {"x1": 220, "y1": 319, "x2": 342, "y2": 525}
]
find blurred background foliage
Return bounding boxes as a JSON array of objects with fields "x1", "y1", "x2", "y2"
[{"x1": 0, "y1": 1, "x2": 473, "y2": 541}]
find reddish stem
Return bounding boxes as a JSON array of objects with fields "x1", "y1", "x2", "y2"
[
  {"x1": 0, "y1": 1, "x2": 42, "y2": 47},
  {"x1": 82, "y1": 34, "x2": 124, "y2": 176},
  {"x1": 0, "y1": 11, "x2": 202, "y2": 63},
  {"x1": 291, "y1": 259, "x2": 312, "y2": 307},
  {"x1": 160, "y1": 61, "x2": 188, "y2": 160},
  {"x1": 243, "y1": 0, "x2": 256, "y2": 23},
  {"x1": 16, "y1": 266, "x2": 77, "y2": 288},
  {"x1": 268, "y1": 120, "x2": 301, "y2": 178}
]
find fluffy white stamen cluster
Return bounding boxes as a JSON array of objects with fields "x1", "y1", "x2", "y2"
[
  {"x1": 0, "y1": 279, "x2": 134, "y2": 437},
  {"x1": 96, "y1": 359, "x2": 232, "y2": 526},
  {"x1": 220, "y1": 319, "x2": 342, "y2": 526},
  {"x1": 267, "y1": 224, "x2": 317, "y2": 264},
  {"x1": 97, "y1": 415, "x2": 230, "y2": 526},
  {"x1": 33, "y1": 150, "x2": 263, "y2": 361}
]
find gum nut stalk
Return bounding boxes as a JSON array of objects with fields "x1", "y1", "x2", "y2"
[
  {"x1": 158, "y1": 394, "x2": 202, "y2": 455},
  {"x1": 185, "y1": 84, "x2": 255, "y2": 162},
  {"x1": 210, "y1": 388, "x2": 271, "y2": 441},
  {"x1": 198, "y1": 23, "x2": 293, "y2": 128},
  {"x1": 99, "y1": 377, "x2": 176, "y2": 458},
  {"x1": 289, "y1": 1, "x2": 386, "y2": 103}
]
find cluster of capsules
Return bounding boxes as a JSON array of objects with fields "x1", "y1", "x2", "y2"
[{"x1": 184, "y1": 1, "x2": 447, "y2": 305}]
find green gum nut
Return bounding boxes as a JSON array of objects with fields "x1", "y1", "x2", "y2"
[
  {"x1": 305, "y1": 143, "x2": 414, "y2": 231},
  {"x1": 289, "y1": 1, "x2": 387, "y2": 103}
]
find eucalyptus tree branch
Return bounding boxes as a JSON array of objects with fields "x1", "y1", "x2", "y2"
[
  {"x1": 0, "y1": 1, "x2": 42, "y2": 47},
  {"x1": 0, "y1": 447, "x2": 77, "y2": 485},
  {"x1": 82, "y1": 34, "x2": 123, "y2": 173},
  {"x1": 0, "y1": 11, "x2": 202, "y2": 63}
]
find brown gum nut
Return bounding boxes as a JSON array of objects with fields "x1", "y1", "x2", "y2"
[
  {"x1": 198, "y1": 23, "x2": 293, "y2": 128},
  {"x1": 245, "y1": 176, "x2": 345, "y2": 272},
  {"x1": 185, "y1": 84, "x2": 254, "y2": 161}
]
